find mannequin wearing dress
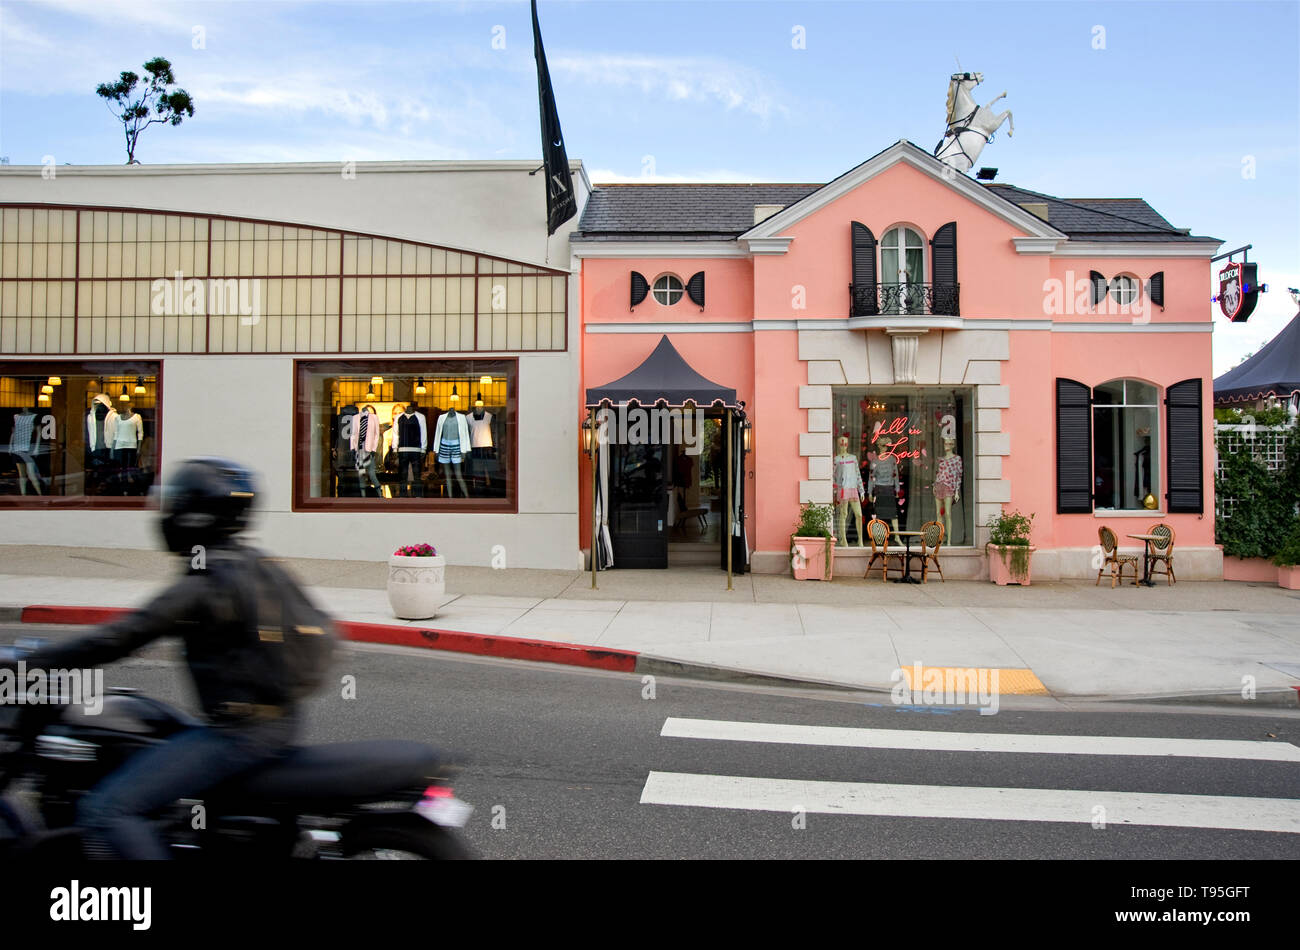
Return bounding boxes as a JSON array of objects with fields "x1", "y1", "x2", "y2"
[
  {"x1": 9, "y1": 408, "x2": 43, "y2": 495},
  {"x1": 832, "y1": 434, "x2": 866, "y2": 546},
  {"x1": 933, "y1": 438, "x2": 962, "y2": 541}
]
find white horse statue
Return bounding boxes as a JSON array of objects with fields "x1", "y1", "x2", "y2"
[{"x1": 934, "y1": 73, "x2": 1013, "y2": 174}]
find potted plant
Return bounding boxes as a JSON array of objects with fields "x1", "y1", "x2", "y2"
[
  {"x1": 791, "y1": 502, "x2": 836, "y2": 580},
  {"x1": 1272, "y1": 523, "x2": 1300, "y2": 590},
  {"x1": 985, "y1": 509, "x2": 1036, "y2": 586},
  {"x1": 387, "y1": 543, "x2": 446, "y2": 620}
]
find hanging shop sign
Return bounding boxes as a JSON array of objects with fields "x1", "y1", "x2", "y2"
[{"x1": 1218, "y1": 261, "x2": 1260, "y2": 323}]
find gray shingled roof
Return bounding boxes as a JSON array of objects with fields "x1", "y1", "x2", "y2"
[{"x1": 573, "y1": 174, "x2": 1218, "y2": 244}]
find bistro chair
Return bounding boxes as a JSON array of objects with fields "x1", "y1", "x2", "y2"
[
  {"x1": 919, "y1": 520, "x2": 945, "y2": 583},
  {"x1": 1096, "y1": 526, "x2": 1139, "y2": 588},
  {"x1": 1146, "y1": 523, "x2": 1176, "y2": 585},
  {"x1": 864, "y1": 517, "x2": 904, "y2": 582}
]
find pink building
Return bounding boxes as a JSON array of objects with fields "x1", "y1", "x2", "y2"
[{"x1": 575, "y1": 141, "x2": 1223, "y2": 580}]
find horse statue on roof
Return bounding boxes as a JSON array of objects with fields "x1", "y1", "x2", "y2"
[{"x1": 934, "y1": 73, "x2": 1013, "y2": 175}]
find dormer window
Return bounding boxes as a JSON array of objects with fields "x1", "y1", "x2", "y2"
[{"x1": 652, "y1": 274, "x2": 684, "y2": 305}]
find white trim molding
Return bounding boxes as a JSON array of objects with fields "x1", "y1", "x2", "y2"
[
  {"x1": 1052, "y1": 241, "x2": 1222, "y2": 258},
  {"x1": 742, "y1": 140, "x2": 1067, "y2": 246},
  {"x1": 1013, "y1": 237, "x2": 1063, "y2": 255},
  {"x1": 740, "y1": 237, "x2": 794, "y2": 255}
]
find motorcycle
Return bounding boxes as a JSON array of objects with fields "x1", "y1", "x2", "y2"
[{"x1": 0, "y1": 639, "x2": 474, "y2": 860}]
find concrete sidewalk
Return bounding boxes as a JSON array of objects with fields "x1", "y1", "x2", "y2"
[{"x1": 2, "y1": 545, "x2": 1299, "y2": 705}]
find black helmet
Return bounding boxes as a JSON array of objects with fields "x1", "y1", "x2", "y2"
[{"x1": 157, "y1": 458, "x2": 258, "y2": 555}]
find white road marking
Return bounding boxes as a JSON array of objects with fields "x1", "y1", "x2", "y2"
[
  {"x1": 640, "y1": 772, "x2": 1300, "y2": 834},
  {"x1": 660, "y1": 718, "x2": 1300, "y2": 762}
]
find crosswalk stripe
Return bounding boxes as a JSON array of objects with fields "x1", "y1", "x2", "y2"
[
  {"x1": 640, "y1": 772, "x2": 1300, "y2": 834},
  {"x1": 660, "y1": 717, "x2": 1300, "y2": 762}
]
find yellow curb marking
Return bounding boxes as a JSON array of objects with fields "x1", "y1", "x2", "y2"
[{"x1": 900, "y1": 665, "x2": 1049, "y2": 696}]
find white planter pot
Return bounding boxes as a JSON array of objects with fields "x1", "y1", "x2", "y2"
[{"x1": 386, "y1": 554, "x2": 446, "y2": 620}]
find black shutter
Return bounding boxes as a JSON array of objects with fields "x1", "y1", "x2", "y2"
[
  {"x1": 1146, "y1": 271, "x2": 1164, "y2": 308},
  {"x1": 851, "y1": 222, "x2": 877, "y2": 316},
  {"x1": 1165, "y1": 378, "x2": 1203, "y2": 513},
  {"x1": 1056, "y1": 378, "x2": 1092, "y2": 513},
  {"x1": 686, "y1": 271, "x2": 705, "y2": 308},
  {"x1": 630, "y1": 271, "x2": 649, "y2": 307},
  {"x1": 930, "y1": 221, "x2": 958, "y2": 316},
  {"x1": 1090, "y1": 271, "x2": 1109, "y2": 307}
]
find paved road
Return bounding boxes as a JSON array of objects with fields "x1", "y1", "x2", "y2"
[{"x1": 4, "y1": 625, "x2": 1299, "y2": 859}]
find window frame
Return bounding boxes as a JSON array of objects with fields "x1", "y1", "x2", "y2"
[
  {"x1": 1109, "y1": 274, "x2": 1140, "y2": 307},
  {"x1": 1091, "y1": 378, "x2": 1161, "y2": 513},
  {"x1": 292, "y1": 357, "x2": 519, "y2": 513},
  {"x1": 0, "y1": 359, "x2": 163, "y2": 509},
  {"x1": 651, "y1": 274, "x2": 684, "y2": 306}
]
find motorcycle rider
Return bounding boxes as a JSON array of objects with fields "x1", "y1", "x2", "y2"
[{"x1": 26, "y1": 457, "x2": 326, "y2": 859}]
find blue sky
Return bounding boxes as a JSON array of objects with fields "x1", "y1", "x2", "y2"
[{"x1": 1, "y1": 0, "x2": 1297, "y2": 374}]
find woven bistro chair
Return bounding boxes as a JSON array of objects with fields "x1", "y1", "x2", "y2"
[
  {"x1": 919, "y1": 520, "x2": 945, "y2": 582},
  {"x1": 864, "y1": 517, "x2": 904, "y2": 582},
  {"x1": 1096, "y1": 526, "x2": 1140, "y2": 588},
  {"x1": 1146, "y1": 523, "x2": 1176, "y2": 585}
]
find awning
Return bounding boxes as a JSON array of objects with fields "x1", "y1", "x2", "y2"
[
  {"x1": 1214, "y1": 308, "x2": 1300, "y2": 404},
  {"x1": 585, "y1": 335, "x2": 740, "y2": 408}
]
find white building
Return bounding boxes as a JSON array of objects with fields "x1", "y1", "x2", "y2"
[{"x1": 0, "y1": 160, "x2": 590, "y2": 568}]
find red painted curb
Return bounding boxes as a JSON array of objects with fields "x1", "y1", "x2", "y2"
[{"x1": 17, "y1": 605, "x2": 640, "y2": 674}]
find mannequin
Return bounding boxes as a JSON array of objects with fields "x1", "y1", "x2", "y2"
[
  {"x1": 933, "y1": 437, "x2": 962, "y2": 541},
  {"x1": 868, "y1": 440, "x2": 901, "y2": 532},
  {"x1": 9, "y1": 407, "x2": 43, "y2": 495},
  {"x1": 85, "y1": 393, "x2": 115, "y2": 495},
  {"x1": 394, "y1": 403, "x2": 428, "y2": 497},
  {"x1": 433, "y1": 405, "x2": 471, "y2": 497},
  {"x1": 110, "y1": 405, "x2": 144, "y2": 483},
  {"x1": 335, "y1": 404, "x2": 360, "y2": 497},
  {"x1": 351, "y1": 404, "x2": 381, "y2": 496},
  {"x1": 469, "y1": 400, "x2": 497, "y2": 492},
  {"x1": 832, "y1": 434, "x2": 866, "y2": 546}
]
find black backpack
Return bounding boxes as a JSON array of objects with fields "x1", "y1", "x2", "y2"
[{"x1": 248, "y1": 556, "x2": 338, "y2": 700}]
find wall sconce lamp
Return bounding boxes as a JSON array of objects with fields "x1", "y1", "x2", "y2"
[
  {"x1": 741, "y1": 418, "x2": 753, "y2": 454},
  {"x1": 582, "y1": 415, "x2": 594, "y2": 455}
]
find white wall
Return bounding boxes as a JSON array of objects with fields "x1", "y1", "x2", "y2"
[{"x1": 0, "y1": 161, "x2": 588, "y2": 568}]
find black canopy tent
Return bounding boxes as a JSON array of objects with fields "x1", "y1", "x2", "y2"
[
  {"x1": 584, "y1": 335, "x2": 747, "y2": 589},
  {"x1": 1214, "y1": 308, "x2": 1300, "y2": 405}
]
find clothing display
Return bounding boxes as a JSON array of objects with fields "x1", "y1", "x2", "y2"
[
  {"x1": 869, "y1": 456, "x2": 901, "y2": 522},
  {"x1": 434, "y1": 410, "x2": 470, "y2": 464},
  {"x1": 349, "y1": 409, "x2": 379, "y2": 453},
  {"x1": 109, "y1": 410, "x2": 144, "y2": 451},
  {"x1": 833, "y1": 453, "x2": 865, "y2": 503},
  {"x1": 85, "y1": 394, "x2": 114, "y2": 453},
  {"x1": 469, "y1": 411, "x2": 494, "y2": 449},
  {"x1": 934, "y1": 453, "x2": 963, "y2": 499},
  {"x1": 395, "y1": 409, "x2": 428, "y2": 454},
  {"x1": 8, "y1": 410, "x2": 43, "y2": 496}
]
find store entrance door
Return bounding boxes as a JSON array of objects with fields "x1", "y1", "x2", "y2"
[{"x1": 608, "y1": 441, "x2": 668, "y2": 569}]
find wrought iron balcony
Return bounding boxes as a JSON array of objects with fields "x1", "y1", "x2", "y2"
[{"x1": 849, "y1": 282, "x2": 960, "y2": 317}]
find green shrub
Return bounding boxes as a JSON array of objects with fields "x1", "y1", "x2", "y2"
[
  {"x1": 794, "y1": 502, "x2": 834, "y2": 539},
  {"x1": 1272, "y1": 522, "x2": 1300, "y2": 567},
  {"x1": 1215, "y1": 445, "x2": 1296, "y2": 559},
  {"x1": 985, "y1": 509, "x2": 1034, "y2": 583}
]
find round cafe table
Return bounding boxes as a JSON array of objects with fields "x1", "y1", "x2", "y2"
[
  {"x1": 1127, "y1": 533, "x2": 1161, "y2": 587},
  {"x1": 892, "y1": 531, "x2": 924, "y2": 583}
]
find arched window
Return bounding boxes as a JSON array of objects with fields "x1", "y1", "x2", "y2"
[
  {"x1": 880, "y1": 227, "x2": 925, "y2": 314},
  {"x1": 1092, "y1": 379, "x2": 1160, "y2": 510}
]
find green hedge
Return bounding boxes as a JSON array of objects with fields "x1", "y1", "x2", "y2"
[{"x1": 1215, "y1": 421, "x2": 1300, "y2": 560}]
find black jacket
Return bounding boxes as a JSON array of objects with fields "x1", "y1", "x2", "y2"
[{"x1": 29, "y1": 544, "x2": 299, "y2": 720}]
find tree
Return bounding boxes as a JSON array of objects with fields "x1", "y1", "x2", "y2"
[{"x1": 96, "y1": 57, "x2": 194, "y2": 164}]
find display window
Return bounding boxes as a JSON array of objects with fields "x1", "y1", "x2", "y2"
[
  {"x1": 295, "y1": 359, "x2": 515, "y2": 511},
  {"x1": 0, "y1": 361, "x2": 161, "y2": 505},
  {"x1": 1092, "y1": 379, "x2": 1159, "y2": 511},
  {"x1": 830, "y1": 386, "x2": 974, "y2": 545}
]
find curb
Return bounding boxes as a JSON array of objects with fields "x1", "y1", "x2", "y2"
[{"x1": 15, "y1": 605, "x2": 640, "y2": 675}]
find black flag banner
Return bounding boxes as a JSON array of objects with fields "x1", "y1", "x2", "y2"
[{"x1": 532, "y1": 0, "x2": 577, "y2": 235}]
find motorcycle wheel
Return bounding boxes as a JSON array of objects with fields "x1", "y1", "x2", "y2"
[{"x1": 340, "y1": 815, "x2": 473, "y2": 861}]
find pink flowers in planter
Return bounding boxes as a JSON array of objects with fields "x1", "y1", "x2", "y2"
[{"x1": 394, "y1": 543, "x2": 437, "y2": 557}]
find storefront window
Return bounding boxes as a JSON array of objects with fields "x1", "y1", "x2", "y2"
[
  {"x1": 1092, "y1": 379, "x2": 1159, "y2": 510},
  {"x1": 1, "y1": 362, "x2": 160, "y2": 503},
  {"x1": 296, "y1": 359, "x2": 515, "y2": 510},
  {"x1": 831, "y1": 386, "x2": 974, "y2": 545}
]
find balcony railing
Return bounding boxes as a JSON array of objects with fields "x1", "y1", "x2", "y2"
[{"x1": 850, "y1": 282, "x2": 960, "y2": 317}]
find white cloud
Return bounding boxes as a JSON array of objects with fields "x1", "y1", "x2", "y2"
[{"x1": 550, "y1": 53, "x2": 787, "y2": 122}]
